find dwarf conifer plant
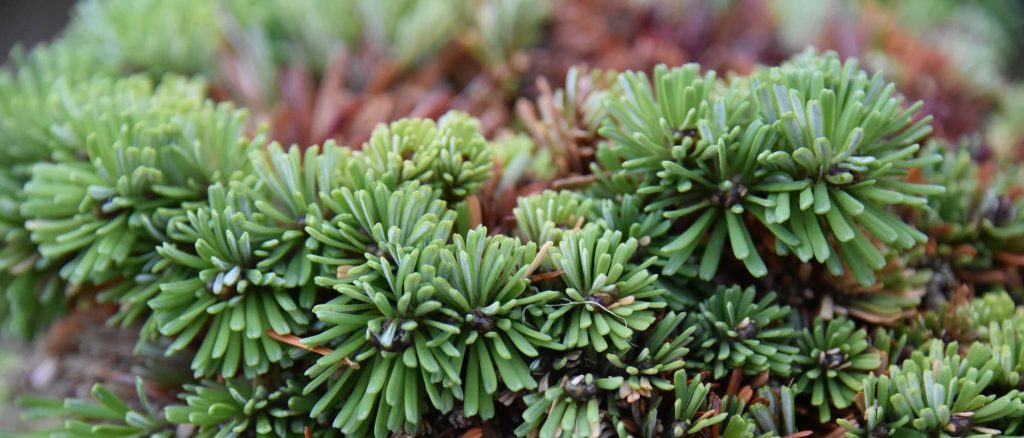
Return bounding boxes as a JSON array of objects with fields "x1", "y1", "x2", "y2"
[{"x1": 4, "y1": 1, "x2": 1024, "y2": 437}]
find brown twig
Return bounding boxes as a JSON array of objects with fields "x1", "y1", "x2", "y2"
[
  {"x1": 466, "y1": 194, "x2": 483, "y2": 229},
  {"x1": 524, "y1": 241, "x2": 553, "y2": 280},
  {"x1": 995, "y1": 251, "x2": 1024, "y2": 267},
  {"x1": 550, "y1": 174, "x2": 598, "y2": 190},
  {"x1": 725, "y1": 368, "x2": 743, "y2": 397},
  {"x1": 529, "y1": 270, "x2": 563, "y2": 283},
  {"x1": 267, "y1": 331, "x2": 358, "y2": 368}
]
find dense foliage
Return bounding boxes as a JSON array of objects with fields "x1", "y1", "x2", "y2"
[{"x1": 3, "y1": 0, "x2": 1024, "y2": 437}]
